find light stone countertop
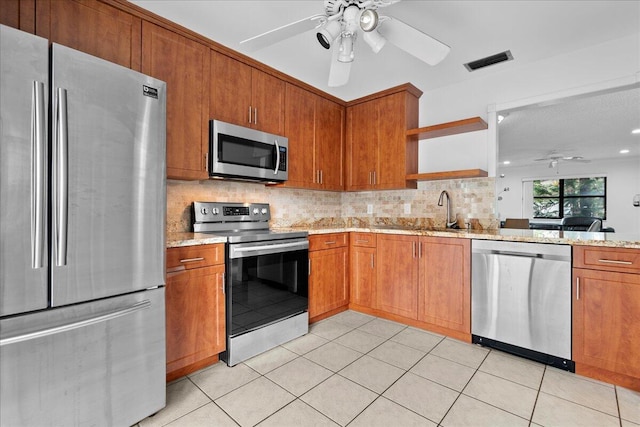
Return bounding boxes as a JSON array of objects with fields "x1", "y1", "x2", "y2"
[
  {"x1": 166, "y1": 232, "x2": 227, "y2": 248},
  {"x1": 168, "y1": 227, "x2": 640, "y2": 249}
]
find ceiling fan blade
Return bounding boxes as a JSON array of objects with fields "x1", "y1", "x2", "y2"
[
  {"x1": 240, "y1": 14, "x2": 325, "y2": 52},
  {"x1": 377, "y1": 17, "x2": 450, "y2": 65},
  {"x1": 328, "y1": 43, "x2": 352, "y2": 87}
]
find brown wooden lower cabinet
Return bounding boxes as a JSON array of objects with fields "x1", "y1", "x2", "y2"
[
  {"x1": 349, "y1": 233, "x2": 376, "y2": 308},
  {"x1": 573, "y1": 266, "x2": 640, "y2": 391},
  {"x1": 375, "y1": 234, "x2": 419, "y2": 319},
  {"x1": 165, "y1": 244, "x2": 225, "y2": 382},
  {"x1": 308, "y1": 233, "x2": 349, "y2": 322},
  {"x1": 417, "y1": 237, "x2": 470, "y2": 337}
]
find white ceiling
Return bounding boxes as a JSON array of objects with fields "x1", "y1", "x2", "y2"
[
  {"x1": 130, "y1": 0, "x2": 640, "y2": 101},
  {"x1": 498, "y1": 86, "x2": 640, "y2": 167}
]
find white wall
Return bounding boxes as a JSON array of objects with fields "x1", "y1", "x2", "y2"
[
  {"x1": 496, "y1": 157, "x2": 640, "y2": 234},
  {"x1": 417, "y1": 32, "x2": 640, "y2": 176}
]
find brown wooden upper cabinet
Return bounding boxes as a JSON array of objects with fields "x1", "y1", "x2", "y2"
[
  {"x1": 142, "y1": 21, "x2": 210, "y2": 180},
  {"x1": 346, "y1": 84, "x2": 421, "y2": 191},
  {"x1": 35, "y1": 0, "x2": 141, "y2": 71},
  {"x1": 283, "y1": 84, "x2": 344, "y2": 190},
  {"x1": 210, "y1": 50, "x2": 284, "y2": 135}
]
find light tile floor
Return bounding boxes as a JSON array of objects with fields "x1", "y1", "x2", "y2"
[{"x1": 139, "y1": 310, "x2": 640, "y2": 427}]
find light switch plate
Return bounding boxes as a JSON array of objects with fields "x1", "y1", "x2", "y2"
[
  {"x1": 404, "y1": 203, "x2": 411, "y2": 214},
  {"x1": 367, "y1": 204, "x2": 373, "y2": 214}
]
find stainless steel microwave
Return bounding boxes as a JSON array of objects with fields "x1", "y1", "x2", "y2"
[{"x1": 209, "y1": 120, "x2": 288, "y2": 183}]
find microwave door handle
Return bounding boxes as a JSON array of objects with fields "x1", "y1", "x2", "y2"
[{"x1": 274, "y1": 139, "x2": 280, "y2": 175}]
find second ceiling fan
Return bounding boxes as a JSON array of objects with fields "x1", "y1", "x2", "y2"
[{"x1": 240, "y1": 0, "x2": 451, "y2": 87}]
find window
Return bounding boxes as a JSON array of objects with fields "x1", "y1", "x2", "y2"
[{"x1": 533, "y1": 177, "x2": 606, "y2": 219}]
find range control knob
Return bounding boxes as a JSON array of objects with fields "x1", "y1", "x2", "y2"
[
  {"x1": 211, "y1": 208, "x2": 219, "y2": 215},
  {"x1": 261, "y1": 208, "x2": 268, "y2": 215},
  {"x1": 200, "y1": 207, "x2": 208, "y2": 215},
  {"x1": 253, "y1": 208, "x2": 259, "y2": 215}
]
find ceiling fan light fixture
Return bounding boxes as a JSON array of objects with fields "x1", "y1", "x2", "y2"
[
  {"x1": 363, "y1": 29, "x2": 386, "y2": 53},
  {"x1": 359, "y1": 9, "x2": 379, "y2": 32},
  {"x1": 317, "y1": 20, "x2": 342, "y2": 49},
  {"x1": 337, "y1": 34, "x2": 355, "y2": 63}
]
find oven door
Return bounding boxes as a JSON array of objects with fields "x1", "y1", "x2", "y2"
[{"x1": 227, "y1": 238, "x2": 308, "y2": 338}]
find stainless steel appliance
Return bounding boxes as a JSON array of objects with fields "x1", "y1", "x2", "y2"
[
  {"x1": 193, "y1": 202, "x2": 308, "y2": 366},
  {"x1": 209, "y1": 120, "x2": 288, "y2": 183},
  {"x1": 471, "y1": 240, "x2": 574, "y2": 371},
  {"x1": 0, "y1": 25, "x2": 167, "y2": 426}
]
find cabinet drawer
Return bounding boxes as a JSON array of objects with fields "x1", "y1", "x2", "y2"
[
  {"x1": 309, "y1": 233, "x2": 348, "y2": 251},
  {"x1": 167, "y1": 244, "x2": 224, "y2": 271},
  {"x1": 350, "y1": 232, "x2": 376, "y2": 247},
  {"x1": 574, "y1": 246, "x2": 640, "y2": 273}
]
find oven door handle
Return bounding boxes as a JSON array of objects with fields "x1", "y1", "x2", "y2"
[{"x1": 230, "y1": 240, "x2": 309, "y2": 258}]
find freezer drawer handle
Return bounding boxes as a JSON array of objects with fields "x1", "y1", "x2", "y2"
[
  {"x1": 53, "y1": 87, "x2": 69, "y2": 267},
  {"x1": 0, "y1": 300, "x2": 151, "y2": 347},
  {"x1": 31, "y1": 81, "x2": 46, "y2": 269}
]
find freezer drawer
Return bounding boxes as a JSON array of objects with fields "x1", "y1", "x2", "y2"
[{"x1": 0, "y1": 288, "x2": 166, "y2": 426}]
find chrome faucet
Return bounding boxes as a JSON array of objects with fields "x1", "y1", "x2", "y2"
[{"x1": 437, "y1": 190, "x2": 458, "y2": 228}]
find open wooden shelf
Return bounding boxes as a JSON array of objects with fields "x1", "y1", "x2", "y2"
[
  {"x1": 406, "y1": 169, "x2": 488, "y2": 181},
  {"x1": 407, "y1": 117, "x2": 488, "y2": 140}
]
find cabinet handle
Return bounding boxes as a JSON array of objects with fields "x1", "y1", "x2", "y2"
[
  {"x1": 324, "y1": 241, "x2": 336, "y2": 245},
  {"x1": 308, "y1": 259, "x2": 311, "y2": 276},
  {"x1": 597, "y1": 259, "x2": 633, "y2": 265},
  {"x1": 418, "y1": 242, "x2": 422, "y2": 258},
  {"x1": 373, "y1": 170, "x2": 376, "y2": 185},
  {"x1": 356, "y1": 239, "x2": 369, "y2": 244},
  {"x1": 204, "y1": 153, "x2": 208, "y2": 172},
  {"x1": 319, "y1": 170, "x2": 323, "y2": 185},
  {"x1": 412, "y1": 242, "x2": 417, "y2": 258},
  {"x1": 248, "y1": 106, "x2": 252, "y2": 124},
  {"x1": 576, "y1": 277, "x2": 580, "y2": 300},
  {"x1": 221, "y1": 272, "x2": 225, "y2": 295},
  {"x1": 368, "y1": 171, "x2": 372, "y2": 185},
  {"x1": 180, "y1": 257, "x2": 204, "y2": 263},
  {"x1": 254, "y1": 108, "x2": 258, "y2": 125},
  {"x1": 371, "y1": 254, "x2": 374, "y2": 269}
]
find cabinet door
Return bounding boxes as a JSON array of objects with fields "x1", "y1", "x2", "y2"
[
  {"x1": 0, "y1": 0, "x2": 34, "y2": 33},
  {"x1": 251, "y1": 68, "x2": 285, "y2": 135},
  {"x1": 309, "y1": 247, "x2": 349, "y2": 319},
  {"x1": 350, "y1": 246, "x2": 376, "y2": 308},
  {"x1": 377, "y1": 92, "x2": 411, "y2": 189},
  {"x1": 573, "y1": 268, "x2": 640, "y2": 380},
  {"x1": 283, "y1": 84, "x2": 315, "y2": 188},
  {"x1": 210, "y1": 51, "x2": 252, "y2": 127},
  {"x1": 142, "y1": 22, "x2": 209, "y2": 180},
  {"x1": 316, "y1": 97, "x2": 345, "y2": 190},
  {"x1": 346, "y1": 100, "x2": 378, "y2": 190},
  {"x1": 418, "y1": 237, "x2": 470, "y2": 334},
  {"x1": 166, "y1": 264, "x2": 225, "y2": 380},
  {"x1": 376, "y1": 234, "x2": 418, "y2": 319},
  {"x1": 39, "y1": 0, "x2": 141, "y2": 70}
]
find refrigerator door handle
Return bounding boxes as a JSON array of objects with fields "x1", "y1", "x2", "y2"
[
  {"x1": 0, "y1": 300, "x2": 151, "y2": 347},
  {"x1": 53, "y1": 87, "x2": 69, "y2": 267},
  {"x1": 31, "y1": 81, "x2": 46, "y2": 269}
]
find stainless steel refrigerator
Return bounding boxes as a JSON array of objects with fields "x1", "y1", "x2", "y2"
[{"x1": 0, "y1": 25, "x2": 167, "y2": 426}]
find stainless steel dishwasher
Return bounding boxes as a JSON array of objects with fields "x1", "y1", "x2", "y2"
[{"x1": 471, "y1": 240, "x2": 574, "y2": 371}]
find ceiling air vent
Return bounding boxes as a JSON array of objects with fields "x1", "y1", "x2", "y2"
[{"x1": 464, "y1": 50, "x2": 513, "y2": 71}]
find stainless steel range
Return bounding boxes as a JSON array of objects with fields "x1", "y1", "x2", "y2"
[{"x1": 193, "y1": 202, "x2": 309, "y2": 366}]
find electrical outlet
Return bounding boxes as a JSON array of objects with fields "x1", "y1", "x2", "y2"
[
  {"x1": 367, "y1": 204, "x2": 373, "y2": 214},
  {"x1": 404, "y1": 203, "x2": 411, "y2": 214}
]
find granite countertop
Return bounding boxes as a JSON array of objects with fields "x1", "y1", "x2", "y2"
[
  {"x1": 168, "y1": 227, "x2": 640, "y2": 249},
  {"x1": 285, "y1": 226, "x2": 640, "y2": 249},
  {"x1": 167, "y1": 232, "x2": 227, "y2": 248}
]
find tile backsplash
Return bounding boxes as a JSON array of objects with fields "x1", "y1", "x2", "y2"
[{"x1": 167, "y1": 178, "x2": 498, "y2": 233}]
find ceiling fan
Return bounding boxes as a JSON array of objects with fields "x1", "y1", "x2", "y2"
[
  {"x1": 534, "y1": 153, "x2": 591, "y2": 169},
  {"x1": 239, "y1": 0, "x2": 451, "y2": 87}
]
